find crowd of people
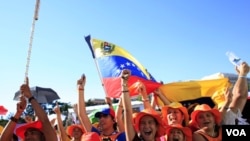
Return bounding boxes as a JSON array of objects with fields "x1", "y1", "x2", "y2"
[{"x1": 0, "y1": 62, "x2": 249, "y2": 141}]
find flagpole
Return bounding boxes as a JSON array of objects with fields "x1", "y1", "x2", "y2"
[
  {"x1": 24, "y1": 0, "x2": 40, "y2": 84},
  {"x1": 93, "y1": 58, "x2": 109, "y2": 95}
]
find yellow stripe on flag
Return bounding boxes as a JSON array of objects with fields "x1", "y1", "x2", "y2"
[
  {"x1": 157, "y1": 78, "x2": 231, "y2": 107},
  {"x1": 92, "y1": 38, "x2": 150, "y2": 79}
]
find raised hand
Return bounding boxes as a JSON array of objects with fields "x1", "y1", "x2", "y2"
[
  {"x1": 53, "y1": 102, "x2": 60, "y2": 114},
  {"x1": 19, "y1": 95, "x2": 27, "y2": 110},
  {"x1": 224, "y1": 87, "x2": 233, "y2": 104},
  {"x1": 16, "y1": 95, "x2": 27, "y2": 114},
  {"x1": 72, "y1": 103, "x2": 79, "y2": 116},
  {"x1": 136, "y1": 82, "x2": 146, "y2": 94},
  {"x1": 236, "y1": 62, "x2": 250, "y2": 76},
  {"x1": 120, "y1": 69, "x2": 131, "y2": 80},
  {"x1": 20, "y1": 77, "x2": 32, "y2": 99},
  {"x1": 77, "y1": 75, "x2": 86, "y2": 90},
  {"x1": 153, "y1": 88, "x2": 161, "y2": 96},
  {"x1": 105, "y1": 97, "x2": 112, "y2": 105}
]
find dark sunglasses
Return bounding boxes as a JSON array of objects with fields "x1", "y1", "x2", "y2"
[{"x1": 98, "y1": 114, "x2": 109, "y2": 118}]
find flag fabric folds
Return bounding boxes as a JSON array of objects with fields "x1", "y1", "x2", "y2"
[
  {"x1": 85, "y1": 35, "x2": 161, "y2": 98},
  {"x1": 157, "y1": 78, "x2": 231, "y2": 107}
]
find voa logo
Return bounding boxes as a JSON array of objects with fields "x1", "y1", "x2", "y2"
[{"x1": 226, "y1": 129, "x2": 246, "y2": 136}]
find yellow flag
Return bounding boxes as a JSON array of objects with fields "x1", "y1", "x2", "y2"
[{"x1": 158, "y1": 78, "x2": 231, "y2": 107}]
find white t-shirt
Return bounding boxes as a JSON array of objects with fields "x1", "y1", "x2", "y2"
[{"x1": 222, "y1": 108, "x2": 249, "y2": 125}]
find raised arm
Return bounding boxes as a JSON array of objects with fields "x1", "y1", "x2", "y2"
[
  {"x1": 154, "y1": 88, "x2": 171, "y2": 106},
  {"x1": 115, "y1": 97, "x2": 125, "y2": 132},
  {"x1": 77, "y1": 76, "x2": 92, "y2": 132},
  {"x1": 0, "y1": 96, "x2": 26, "y2": 141},
  {"x1": 105, "y1": 97, "x2": 115, "y2": 114},
  {"x1": 21, "y1": 77, "x2": 57, "y2": 141},
  {"x1": 219, "y1": 87, "x2": 233, "y2": 122},
  {"x1": 230, "y1": 62, "x2": 249, "y2": 113},
  {"x1": 121, "y1": 69, "x2": 136, "y2": 141},
  {"x1": 53, "y1": 103, "x2": 69, "y2": 141},
  {"x1": 137, "y1": 82, "x2": 152, "y2": 109}
]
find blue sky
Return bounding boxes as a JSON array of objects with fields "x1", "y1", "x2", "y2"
[{"x1": 0, "y1": 0, "x2": 249, "y2": 114}]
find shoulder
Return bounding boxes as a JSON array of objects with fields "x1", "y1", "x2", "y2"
[
  {"x1": 116, "y1": 132, "x2": 126, "y2": 140},
  {"x1": 66, "y1": 135, "x2": 71, "y2": 141},
  {"x1": 193, "y1": 131, "x2": 207, "y2": 141},
  {"x1": 91, "y1": 126, "x2": 100, "y2": 134}
]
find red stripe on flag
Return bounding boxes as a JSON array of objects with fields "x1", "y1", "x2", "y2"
[{"x1": 103, "y1": 76, "x2": 162, "y2": 98}]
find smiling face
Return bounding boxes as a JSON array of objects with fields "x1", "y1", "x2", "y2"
[
  {"x1": 167, "y1": 108, "x2": 184, "y2": 125},
  {"x1": 139, "y1": 115, "x2": 158, "y2": 141},
  {"x1": 196, "y1": 111, "x2": 216, "y2": 129},
  {"x1": 168, "y1": 128, "x2": 186, "y2": 141}
]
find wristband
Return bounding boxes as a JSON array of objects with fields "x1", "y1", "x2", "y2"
[
  {"x1": 122, "y1": 90, "x2": 129, "y2": 93},
  {"x1": 142, "y1": 98, "x2": 149, "y2": 102},
  {"x1": 28, "y1": 96, "x2": 36, "y2": 103},
  {"x1": 122, "y1": 76, "x2": 128, "y2": 80},
  {"x1": 78, "y1": 88, "x2": 84, "y2": 91},
  {"x1": 10, "y1": 116, "x2": 19, "y2": 123},
  {"x1": 239, "y1": 75, "x2": 247, "y2": 78},
  {"x1": 122, "y1": 83, "x2": 128, "y2": 87}
]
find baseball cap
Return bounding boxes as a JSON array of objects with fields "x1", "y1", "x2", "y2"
[{"x1": 94, "y1": 108, "x2": 115, "y2": 118}]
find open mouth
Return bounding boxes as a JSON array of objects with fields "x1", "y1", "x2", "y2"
[
  {"x1": 203, "y1": 121, "x2": 210, "y2": 125},
  {"x1": 143, "y1": 131, "x2": 152, "y2": 136},
  {"x1": 170, "y1": 117, "x2": 177, "y2": 122}
]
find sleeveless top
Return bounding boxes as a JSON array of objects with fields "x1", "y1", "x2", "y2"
[
  {"x1": 133, "y1": 134, "x2": 165, "y2": 141},
  {"x1": 196, "y1": 128, "x2": 222, "y2": 141}
]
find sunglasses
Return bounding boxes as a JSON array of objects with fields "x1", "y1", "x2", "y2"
[{"x1": 98, "y1": 114, "x2": 109, "y2": 118}]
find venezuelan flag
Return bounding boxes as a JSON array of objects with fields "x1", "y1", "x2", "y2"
[{"x1": 85, "y1": 35, "x2": 161, "y2": 98}]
